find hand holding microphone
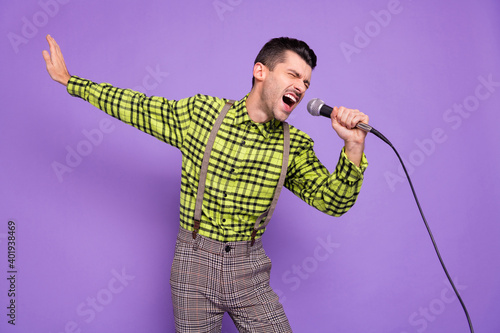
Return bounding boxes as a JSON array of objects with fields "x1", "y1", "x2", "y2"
[
  {"x1": 307, "y1": 98, "x2": 391, "y2": 146},
  {"x1": 307, "y1": 98, "x2": 370, "y2": 130}
]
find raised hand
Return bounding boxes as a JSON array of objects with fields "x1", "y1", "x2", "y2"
[
  {"x1": 330, "y1": 106, "x2": 369, "y2": 167},
  {"x1": 42, "y1": 35, "x2": 71, "y2": 86}
]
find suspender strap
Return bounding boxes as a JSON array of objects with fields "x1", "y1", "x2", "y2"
[
  {"x1": 250, "y1": 122, "x2": 290, "y2": 245},
  {"x1": 192, "y1": 100, "x2": 235, "y2": 239}
]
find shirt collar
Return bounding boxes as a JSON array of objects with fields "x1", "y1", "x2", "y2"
[{"x1": 231, "y1": 94, "x2": 281, "y2": 139}]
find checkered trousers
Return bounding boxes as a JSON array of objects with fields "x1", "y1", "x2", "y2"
[{"x1": 170, "y1": 227, "x2": 292, "y2": 333}]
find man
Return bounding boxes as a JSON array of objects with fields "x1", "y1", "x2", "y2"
[{"x1": 43, "y1": 35, "x2": 369, "y2": 332}]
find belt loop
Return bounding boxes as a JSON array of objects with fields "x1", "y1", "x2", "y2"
[{"x1": 193, "y1": 236, "x2": 200, "y2": 251}]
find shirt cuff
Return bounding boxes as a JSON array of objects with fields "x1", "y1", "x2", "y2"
[
  {"x1": 337, "y1": 148, "x2": 368, "y2": 182},
  {"x1": 66, "y1": 75, "x2": 89, "y2": 98}
]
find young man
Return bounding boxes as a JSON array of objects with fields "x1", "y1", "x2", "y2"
[{"x1": 43, "y1": 35, "x2": 369, "y2": 332}]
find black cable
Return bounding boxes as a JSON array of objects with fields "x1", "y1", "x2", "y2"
[{"x1": 369, "y1": 127, "x2": 474, "y2": 333}]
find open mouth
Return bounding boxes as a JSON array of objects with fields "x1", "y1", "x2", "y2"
[{"x1": 282, "y1": 93, "x2": 298, "y2": 111}]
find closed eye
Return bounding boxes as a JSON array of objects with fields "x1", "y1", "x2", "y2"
[{"x1": 289, "y1": 70, "x2": 310, "y2": 89}]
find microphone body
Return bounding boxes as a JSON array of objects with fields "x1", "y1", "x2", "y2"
[{"x1": 307, "y1": 98, "x2": 373, "y2": 132}]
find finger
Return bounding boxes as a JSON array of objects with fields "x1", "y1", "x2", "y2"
[
  {"x1": 47, "y1": 36, "x2": 58, "y2": 61},
  {"x1": 47, "y1": 35, "x2": 61, "y2": 60},
  {"x1": 340, "y1": 108, "x2": 354, "y2": 129},
  {"x1": 53, "y1": 41, "x2": 66, "y2": 66},
  {"x1": 337, "y1": 108, "x2": 363, "y2": 129},
  {"x1": 49, "y1": 37, "x2": 67, "y2": 71},
  {"x1": 352, "y1": 111, "x2": 368, "y2": 126},
  {"x1": 333, "y1": 106, "x2": 343, "y2": 122},
  {"x1": 51, "y1": 36, "x2": 62, "y2": 57},
  {"x1": 331, "y1": 106, "x2": 339, "y2": 120},
  {"x1": 330, "y1": 107, "x2": 341, "y2": 126},
  {"x1": 44, "y1": 35, "x2": 53, "y2": 61},
  {"x1": 336, "y1": 106, "x2": 351, "y2": 127},
  {"x1": 42, "y1": 50, "x2": 51, "y2": 65},
  {"x1": 355, "y1": 116, "x2": 369, "y2": 129},
  {"x1": 360, "y1": 112, "x2": 369, "y2": 124},
  {"x1": 346, "y1": 109, "x2": 361, "y2": 129}
]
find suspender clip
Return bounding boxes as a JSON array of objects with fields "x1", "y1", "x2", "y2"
[
  {"x1": 192, "y1": 219, "x2": 201, "y2": 239},
  {"x1": 250, "y1": 229, "x2": 258, "y2": 247}
]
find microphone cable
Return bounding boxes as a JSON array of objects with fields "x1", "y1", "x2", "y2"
[
  {"x1": 367, "y1": 126, "x2": 474, "y2": 333},
  {"x1": 305, "y1": 98, "x2": 473, "y2": 331}
]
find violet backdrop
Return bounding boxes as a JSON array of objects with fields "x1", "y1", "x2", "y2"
[{"x1": 1, "y1": 0, "x2": 499, "y2": 332}]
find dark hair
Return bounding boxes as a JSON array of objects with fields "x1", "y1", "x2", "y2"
[{"x1": 252, "y1": 37, "x2": 317, "y2": 86}]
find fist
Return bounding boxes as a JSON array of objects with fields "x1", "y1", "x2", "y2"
[{"x1": 331, "y1": 106, "x2": 369, "y2": 144}]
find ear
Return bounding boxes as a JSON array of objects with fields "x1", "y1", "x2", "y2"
[{"x1": 253, "y1": 62, "x2": 268, "y2": 84}]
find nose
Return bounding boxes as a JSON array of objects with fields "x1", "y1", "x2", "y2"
[
  {"x1": 293, "y1": 79, "x2": 307, "y2": 94},
  {"x1": 295, "y1": 79, "x2": 308, "y2": 94}
]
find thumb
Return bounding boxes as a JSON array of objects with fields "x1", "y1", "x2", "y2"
[{"x1": 42, "y1": 50, "x2": 51, "y2": 65}]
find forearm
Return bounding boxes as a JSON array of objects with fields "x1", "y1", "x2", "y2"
[
  {"x1": 67, "y1": 76, "x2": 188, "y2": 148},
  {"x1": 286, "y1": 148, "x2": 367, "y2": 217},
  {"x1": 67, "y1": 76, "x2": 142, "y2": 124}
]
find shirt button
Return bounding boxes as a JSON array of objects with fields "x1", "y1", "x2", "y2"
[{"x1": 225, "y1": 245, "x2": 231, "y2": 252}]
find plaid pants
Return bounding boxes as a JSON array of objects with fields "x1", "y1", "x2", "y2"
[{"x1": 169, "y1": 227, "x2": 292, "y2": 332}]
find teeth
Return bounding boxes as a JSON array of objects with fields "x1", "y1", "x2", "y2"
[{"x1": 285, "y1": 94, "x2": 297, "y2": 103}]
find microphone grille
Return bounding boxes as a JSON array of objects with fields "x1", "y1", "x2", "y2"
[{"x1": 307, "y1": 98, "x2": 324, "y2": 116}]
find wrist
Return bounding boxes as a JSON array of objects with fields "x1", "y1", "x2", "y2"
[
  {"x1": 344, "y1": 139, "x2": 364, "y2": 152},
  {"x1": 344, "y1": 141, "x2": 365, "y2": 167},
  {"x1": 60, "y1": 73, "x2": 71, "y2": 86}
]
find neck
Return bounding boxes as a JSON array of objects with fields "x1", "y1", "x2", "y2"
[{"x1": 245, "y1": 88, "x2": 273, "y2": 124}]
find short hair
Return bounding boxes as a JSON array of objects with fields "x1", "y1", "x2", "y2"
[{"x1": 252, "y1": 37, "x2": 317, "y2": 86}]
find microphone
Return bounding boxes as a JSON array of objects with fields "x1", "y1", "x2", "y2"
[
  {"x1": 307, "y1": 98, "x2": 373, "y2": 132},
  {"x1": 307, "y1": 98, "x2": 392, "y2": 145}
]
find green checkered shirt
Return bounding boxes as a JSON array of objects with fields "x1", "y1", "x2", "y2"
[{"x1": 67, "y1": 76, "x2": 368, "y2": 242}]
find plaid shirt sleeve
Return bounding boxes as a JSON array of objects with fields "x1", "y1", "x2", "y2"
[
  {"x1": 66, "y1": 75, "x2": 190, "y2": 149},
  {"x1": 285, "y1": 128, "x2": 368, "y2": 217}
]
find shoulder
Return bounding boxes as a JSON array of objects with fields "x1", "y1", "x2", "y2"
[
  {"x1": 183, "y1": 95, "x2": 234, "y2": 130},
  {"x1": 190, "y1": 94, "x2": 226, "y2": 112},
  {"x1": 287, "y1": 123, "x2": 314, "y2": 151},
  {"x1": 172, "y1": 94, "x2": 227, "y2": 119}
]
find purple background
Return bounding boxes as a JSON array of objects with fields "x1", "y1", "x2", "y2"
[{"x1": 1, "y1": 0, "x2": 499, "y2": 332}]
